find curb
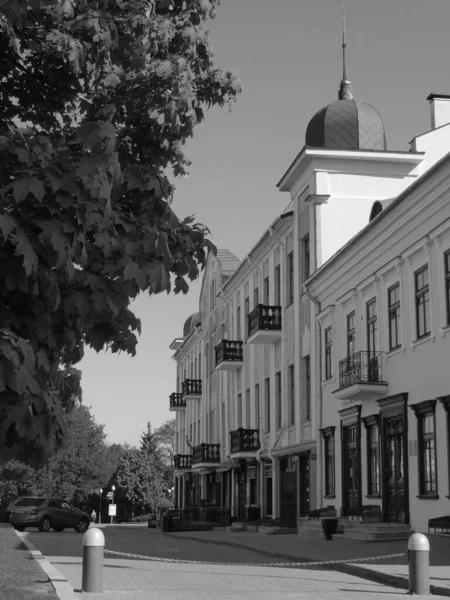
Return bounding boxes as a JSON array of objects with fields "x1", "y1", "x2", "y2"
[
  {"x1": 167, "y1": 532, "x2": 450, "y2": 597},
  {"x1": 15, "y1": 532, "x2": 77, "y2": 600}
]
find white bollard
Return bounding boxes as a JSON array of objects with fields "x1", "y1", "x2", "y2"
[
  {"x1": 408, "y1": 533, "x2": 430, "y2": 595},
  {"x1": 82, "y1": 527, "x2": 105, "y2": 593}
]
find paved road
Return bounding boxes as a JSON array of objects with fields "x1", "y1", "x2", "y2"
[{"x1": 26, "y1": 525, "x2": 298, "y2": 565}]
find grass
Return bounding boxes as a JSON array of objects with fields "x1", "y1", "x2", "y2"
[{"x1": 0, "y1": 524, "x2": 58, "y2": 599}]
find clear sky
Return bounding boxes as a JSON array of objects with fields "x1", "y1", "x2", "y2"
[{"x1": 79, "y1": 0, "x2": 450, "y2": 447}]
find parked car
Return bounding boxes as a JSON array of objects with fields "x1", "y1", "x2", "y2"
[{"x1": 9, "y1": 497, "x2": 91, "y2": 533}]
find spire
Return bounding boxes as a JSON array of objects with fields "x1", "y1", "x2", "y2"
[{"x1": 338, "y1": 4, "x2": 353, "y2": 100}]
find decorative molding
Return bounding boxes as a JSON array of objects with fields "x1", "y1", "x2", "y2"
[
  {"x1": 377, "y1": 392, "x2": 408, "y2": 414},
  {"x1": 320, "y1": 426, "x2": 335, "y2": 438},
  {"x1": 394, "y1": 256, "x2": 404, "y2": 275},
  {"x1": 338, "y1": 404, "x2": 361, "y2": 427},
  {"x1": 410, "y1": 398, "x2": 437, "y2": 417},
  {"x1": 438, "y1": 395, "x2": 450, "y2": 412},
  {"x1": 362, "y1": 414, "x2": 380, "y2": 429}
]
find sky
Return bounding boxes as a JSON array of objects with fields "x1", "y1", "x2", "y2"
[{"x1": 79, "y1": 0, "x2": 450, "y2": 447}]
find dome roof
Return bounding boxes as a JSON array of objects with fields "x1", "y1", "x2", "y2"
[
  {"x1": 183, "y1": 312, "x2": 200, "y2": 337},
  {"x1": 305, "y1": 98, "x2": 386, "y2": 151}
]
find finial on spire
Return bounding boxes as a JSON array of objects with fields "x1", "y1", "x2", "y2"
[{"x1": 338, "y1": 3, "x2": 353, "y2": 100}]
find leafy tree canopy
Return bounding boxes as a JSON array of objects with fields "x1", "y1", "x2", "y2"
[{"x1": 0, "y1": 0, "x2": 240, "y2": 463}]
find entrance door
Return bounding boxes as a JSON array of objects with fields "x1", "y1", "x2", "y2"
[
  {"x1": 265, "y1": 476, "x2": 273, "y2": 516},
  {"x1": 383, "y1": 414, "x2": 406, "y2": 522},
  {"x1": 237, "y1": 470, "x2": 246, "y2": 521},
  {"x1": 342, "y1": 423, "x2": 361, "y2": 516},
  {"x1": 299, "y1": 454, "x2": 310, "y2": 517},
  {"x1": 280, "y1": 459, "x2": 297, "y2": 526}
]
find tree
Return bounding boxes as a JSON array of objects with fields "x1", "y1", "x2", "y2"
[
  {"x1": 0, "y1": 459, "x2": 37, "y2": 508},
  {"x1": 115, "y1": 448, "x2": 169, "y2": 517},
  {"x1": 140, "y1": 422, "x2": 162, "y2": 462},
  {"x1": 34, "y1": 405, "x2": 117, "y2": 502},
  {"x1": 0, "y1": 0, "x2": 241, "y2": 463},
  {"x1": 153, "y1": 419, "x2": 175, "y2": 467}
]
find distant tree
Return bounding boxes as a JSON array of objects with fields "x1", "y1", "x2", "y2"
[
  {"x1": 140, "y1": 422, "x2": 161, "y2": 462},
  {"x1": 115, "y1": 448, "x2": 169, "y2": 517},
  {"x1": 35, "y1": 405, "x2": 115, "y2": 503},
  {"x1": 153, "y1": 419, "x2": 175, "y2": 467},
  {"x1": 0, "y1": 0, "x2": 241, "y2": 464},
  {"x1": 0, "y1": 460, "x2": 37, "y2": 508}
]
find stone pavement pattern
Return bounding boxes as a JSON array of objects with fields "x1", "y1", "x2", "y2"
[{"x1": 49, "y1": 555, "x2": 433, "y2": 599}]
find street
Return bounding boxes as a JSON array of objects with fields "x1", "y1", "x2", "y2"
[{"x1": 22, "y1": 525, "x2": 447, "y2": 599}]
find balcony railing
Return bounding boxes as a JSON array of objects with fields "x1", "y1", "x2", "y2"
[
  {"x1": 230, "y1": 428, "x2": 261, "y2": 453},
  {"x1": 248, "y1": 304, "x2": 282, "y2": 338},
  {"x1": 174, "y1": 454, "x2": 192, "y2": 469},
  {"x1": 215, "y1": 340, "x2": 243, "y2": 368},
  {"x1": 169, "y1": 392, "x2": 186, "y2": 411},
  {"x1": 339, "y1": 351, "x2": 385, "y2": 389},
  {"x1": 181, "y1": 379, "x2": 202, "y2": 398},
  {"x1": 192, "y1": 443, "x2": 221, "y2": 464}
]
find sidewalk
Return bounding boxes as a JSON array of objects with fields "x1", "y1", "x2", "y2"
[{"x1": 18, "y1": 526, "x2": 450, "y2": 599}]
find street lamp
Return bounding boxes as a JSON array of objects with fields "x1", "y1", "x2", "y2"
[
  {"x1": 99, "y1": 488, "x2": 103, "y2": 525},
  {"x1": 110, "y1": 485, "x2": 116, "y2": 525}
]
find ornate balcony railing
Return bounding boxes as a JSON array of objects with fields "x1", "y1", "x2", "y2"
[
  {"x1": 248, "y1": 304, "x2": 282, "y2": 338},
  {"x1": 339, "y1": 351, "x2": 385, "y2": 389},
  {"x1": 169, "y1": 393, "x2": 186, "y2": 411},
  {"x1": 215, "y1": 340, "x2": 243, "y2": 367},
  {"x1": 181, "y1": 379, "x2": 202, "y2": 398},
  {"x1": 174, "y1": 454, "x2": 192, "y2": 469},
  {"x1": 192, "y1": 443, "x2": 221, "y2": 464},
  {"x1": 230, "y1": 428, "x2": 261, "y2": 453}
]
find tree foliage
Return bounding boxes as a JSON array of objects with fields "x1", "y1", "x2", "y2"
[
  {"x1": 0, "y1": 459, "x2": 38, "y2": 507},
  {"x1": 0, "y1": 0, "x2": 241, "y2": 462}
]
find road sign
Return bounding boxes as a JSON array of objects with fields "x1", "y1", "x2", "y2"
[
  {"x1": 106, "y1": 492, "x2": 113, "y2": 499},
  {"x1": 108, "y1": 504, "x2": 116, "y2": 516}
]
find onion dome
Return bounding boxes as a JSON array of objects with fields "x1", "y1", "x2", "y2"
[{"x1": 182, "y1": 312, "x2": 200, "y2": 337}]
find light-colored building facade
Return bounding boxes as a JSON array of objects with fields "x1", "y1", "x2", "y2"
[{"x1": 169, "y1": 65, "x2": 450, "y2": 532}]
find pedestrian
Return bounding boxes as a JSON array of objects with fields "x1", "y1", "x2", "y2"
[{"x1": 91, "y1": 509, "x2": 97, "y2": 523}]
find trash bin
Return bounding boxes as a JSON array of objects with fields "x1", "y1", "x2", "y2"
[
  {"x1": 322, "y1": 518, "x2": 338, "y2": 541},
  {"x1": 167, "y1": 514, "x2": 173, "y2": 532}
]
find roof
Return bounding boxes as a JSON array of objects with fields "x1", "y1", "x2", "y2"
[{"x1": 216, "y1": 249, "x2": 241, "y2": 274}]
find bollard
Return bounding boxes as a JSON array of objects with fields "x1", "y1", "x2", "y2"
[
  {"x1": 408, "y1": 533, "x2": 430, "y2": 595},
  {"x1": 82, "y1": 527, "x2": 105, "y2": 593}
]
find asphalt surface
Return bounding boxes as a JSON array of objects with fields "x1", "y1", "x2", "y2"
[{"x1": 26, "y1": 525, "x2": 303, "y2": 566}]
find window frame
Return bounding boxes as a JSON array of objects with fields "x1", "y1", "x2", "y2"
[
  {"x1": 288, "y1": 364, "x2": 295, "y2": 426},
  {"x1": 264, "y1": 377, "x2": 271, "y2": 432},
  {"x1": 363, "y1": 415, "x2": 381, "y2": 498},
  {"x1": 304, "y1": 356, "x2": 311, "y2": 421},
  {"x1": 445, "y1": 251, "x2": 450, "y2": 326},
  {"x1": 414, "y1": 265, "x2": 431, "y2": 340},
  {"x1": 324, "y1": 326, "x2": 333, "y2": 380},
  {"x1": 347, "y1": 311, "x2": 356, "y2": 357},
  {"x1": 263, "y1": 276, "x2": 270, "y2": 305},
  {"x1": 287, "y1": 251, "x2": 294, "y2": 306},
  {"x1": 275, "y1": 371, "x2": 282, "y2": 430},
  {"x1": 274, "y1": 264, "x2": 281, "y2": 306},
  {"x1": 388, "y1": 283, "x2": 401, "y2": 350},
  {"x1": 321, "y1": 426, "x2": 335, "y2": 498},
  {"x1": 411, "y1": 399, "x2": 438, "y2": 498},
  {"x1": 366, "y1": 298, "x2": 377, "y2": 354}
]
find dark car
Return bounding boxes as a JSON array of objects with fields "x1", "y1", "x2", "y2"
[{"x1": 9, "y1": 496, "x2": 91, "y2": 533}]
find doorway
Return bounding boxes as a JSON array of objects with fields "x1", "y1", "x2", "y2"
[
  {"x1": 298, "y1": 453, "x2": 310, "y2": 517},
  {"x1": 342, "y1": 423, "x2": 361, "y2": 516},
  {"x1": 280, "y1": 458, "x2": 297, "y2": 527},
  {"x1": 383, "y1": 414, "x2": 406, "y2": 522}
]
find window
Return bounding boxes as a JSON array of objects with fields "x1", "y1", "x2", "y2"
[
  {"x1": 210, "y1": 279, "x2": 216, "y2": 310},
  {"x1": 288, "y1": 365, "x2": 295, "y2": 425},
  {"x1": 245, "y1": 389, "x2": 251, "y2": 427},
  {"x1": 415, "y1": 266, "x2": 430, "y2": 339},
  {"x1": 275, "y1": 371, "x2": 282, "y2": 429},
  {"x1": 236, "y1": 305, "x2": 241, "y2": 340},
  {"x1": 303, "y1": 235, "x2": 310, "y2": 279},
  {"x1": 255, "y1": 384, "x2": 260, "y2": 429},
  {"x1": 411, "y1": 400, "x2": 437, "y2": 496},
  {"x1": 445, "y1": 252, "x2": 450, "y2": 326},
  {"x1": 265, "y1": 377, "x2": 271, "y2": 432},
  {"x1": 388, "y1": 284, "x2": 401, "y2": 350},
  {"x1": 221, "y1": 403, "x2": 225, "y2": 450},
  {"x1": 324, "y1": 326, "x2": 333, "y2": 379},
  {"x1": 304, "y1": 356, "x2": 311, "y2": 420},
  {"x1": 347, "y1": 311, "x2": 356, "y2": 356},
  {"x1": 193, "y1": 422, "x2": 197, "y2": 445},
  {"x1": 322, "y1": 427, "x2": 335, "y2": 497},
  {"x1": 363, "y1": 416, "x2": 380, "y2": 496},
  {"x1": 274, "y1": 265, "x2": 281, "y2": 306},
  {"x1": 439, "y1": 396, "x2": 450, "y2": 496},
  {"x1": 264, "y1": 276, "x2": 270, "y2": 305},
  {"x1": 237, "y1": 394, "x2": 242, "y2": 428},
  {"x1": 244, "y1": 296, "x2": 250, "y2": 337},
  {"x1": 254, "y1": 286, "x2": 259, "y2": 308},
  {"x1": 287, "y1": 251, "x2": 294, "y2": 305},
  {"x1": 366, "y1": 298, "x2": 377, "y2": 353}
]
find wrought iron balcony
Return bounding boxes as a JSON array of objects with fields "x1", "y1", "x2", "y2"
[
  {"x1": 230, "y1": 428, "x2": 260, "y2": 456},
  {"x1": 247, "y1": 304, "x2": 282, "y2": 344},
  {"x1": 169, "y1": 392, "x2": 186, "y2": 411},
  {"x1": 181, "y1": 379, "x2": 202, "y2": 400},
  {"x1": 174, "y1": 454, "x2": 192, "y2": 469},
  {"x1": 192, "y1": 443, "x2": 221, "y2": 467},
  {"x1": 215, "y1": 340, "x2": 244, "y2": 371},
  {"x1": 334, "y1": 351, "x2": 388, "y2": 401}
]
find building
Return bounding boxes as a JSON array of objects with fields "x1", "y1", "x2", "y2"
[{"x1": 169, "y1": 55, "x2": 450, "y2": 532}]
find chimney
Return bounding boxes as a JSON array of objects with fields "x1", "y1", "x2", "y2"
[{"x1": 427, "y1": 94, "x2": 450, "y2": 130}]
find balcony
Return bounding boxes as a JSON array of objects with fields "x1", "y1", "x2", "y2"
[
  {"x1": 215, "y1": 340, "x2": 244, "y2": 371},
  {"x1": 181, "y1": 379, "x2": 202, "y2": 400},
  {"x1": 333, "y1": 351, "x2": 388, "y2": 401},
  {"x1": 192, "y1": 443, "x2": 221, "y2": 469},
  {"x1": 169, "y1": 393, "x2": 186, "y2": 412},
  {"x1": 247, "y1": 304, "x2": 282, "y2": 345},
  {"x1": 230, "y1": 428, "x2": 261, "y2": 459},
  {"x1": 174, "y1": 454, "x2": 192, "y2": 470}
]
